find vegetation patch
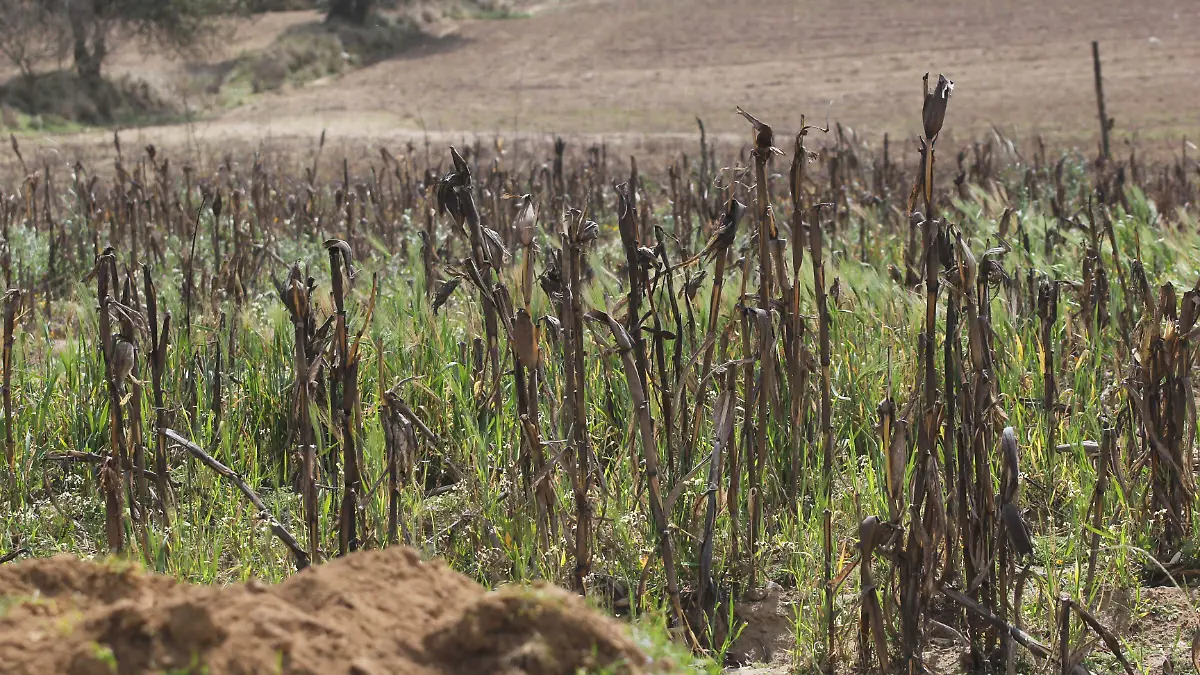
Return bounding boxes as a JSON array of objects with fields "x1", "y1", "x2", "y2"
[
  {"x1": 194, "y1": 14, "x2": 419, "y2": 100},
  {"x1": 0, "y1": 71, "x2": 174, "y2": 127},
  {"x1": 447, "y1": 0, "x2": 533, "y2": 20}
]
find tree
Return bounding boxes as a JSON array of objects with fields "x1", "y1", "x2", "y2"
[
  {"x1": 63, "y1": 0, "x2": 243, "y2": 83},
  {"x1": 325, "y1": 0, "x2": 373, "y2": 25},
  {"x1": 0, "y1": 0, "x2": 71, "y2": 78}
]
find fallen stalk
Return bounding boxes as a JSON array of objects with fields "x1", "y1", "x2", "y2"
[
  {"x1": 166, "y1": 429, "x2": 309, "y2": 570},
  {"x1": 587, "y1": 309, "x2": 693, "y2": 646}
]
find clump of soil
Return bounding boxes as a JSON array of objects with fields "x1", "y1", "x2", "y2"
[{"x1": 0, "y1": 547, "x2": 656, "y2": 674}]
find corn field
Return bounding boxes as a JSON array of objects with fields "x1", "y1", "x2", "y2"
[{"x1": 2, "y1": 75, "x2": 1200, "y2": 672}]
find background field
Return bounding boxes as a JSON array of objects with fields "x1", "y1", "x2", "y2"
[{"x1": 7, "y1": 0, "x2": 1199, "y2": 163}]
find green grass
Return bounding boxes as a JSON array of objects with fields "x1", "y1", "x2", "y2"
[
  {"x1": 0, "y1": 139, "x2": 1196, "y2": 672},
  {"x1": 4, "y1": 110, "x2": 86, "y2": 134}
]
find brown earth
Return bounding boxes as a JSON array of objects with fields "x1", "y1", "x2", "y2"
[
  {"x1": 214, "y1": 0, "x2": 1193, "y2": 142},
  {"x1": 0, "y1": 547, "x2": 660, "y2": 675},
  {"x1": 9, "y1": 0, "x2": 1200, "y2": 166}
]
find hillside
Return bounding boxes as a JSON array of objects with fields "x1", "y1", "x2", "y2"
[{"x1": 7, "y1": 0, "x2": 1198, "y2": 160}]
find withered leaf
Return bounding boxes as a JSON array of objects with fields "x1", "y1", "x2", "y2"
[
  {"x1": 431, "y1": 278, "x2": 459, "y2": 315},
  {"x1": 1001, "y1": 426, "x2": 1020, "y2": 502},
  {"x1": 579, "y1": 220, "x2": 600, "y2": 243},
  {"x1": 512, "y1": 308, "x2": 538, "y2": 368},
  {"x1": 512, "y1": 194, "x2": 536, "y2": 248},
  {"x1": 1001, "y1": 502, "x2": 1035, "y2": 559},
  {"x1": 736, "y1": 106, "x2": 776, "y2": 154},
  {"x1": 922, "y1": 73, "x2": 954, "y2": 140}
]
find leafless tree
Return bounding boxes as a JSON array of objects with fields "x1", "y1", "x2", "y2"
[
  {"x1": 0, "y1": 0, "x2": 243, "y2": 84},
  {"x1": 0, "y1": 0, "x2": 71, "y2": 78}
]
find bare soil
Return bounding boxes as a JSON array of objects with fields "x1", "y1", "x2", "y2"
[
  {"x1": 8, "y1": 0, "x2": 1199, "y2": 166},
  {"x1": 288, "y1": 0, "x2": 1193, "y2": 143},
  {"x1": 0, "y1": 547, "x2": 657, "y2": 675}
]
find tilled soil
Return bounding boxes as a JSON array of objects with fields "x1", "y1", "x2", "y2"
[
  {"x1": 11, "y1": 0, "x2": 1199, "y2": 170},
  {"x1": 0, "y1": 547, "x2": 658, "y2": 675}
]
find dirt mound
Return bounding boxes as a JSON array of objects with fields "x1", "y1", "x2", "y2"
[{"x1": 0, "y1": 547, "x2": 656, "y2": 674}]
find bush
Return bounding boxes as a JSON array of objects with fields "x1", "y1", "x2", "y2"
[
  {"x1": 0, "y1": 71, "x2": 175, "y2": 125},
  {"x1": 230, "y1": 15, "x2": 417, "y2": 94},
  {"x1": 245, "y1": 28, "x2": 347, "y2": 93}
]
